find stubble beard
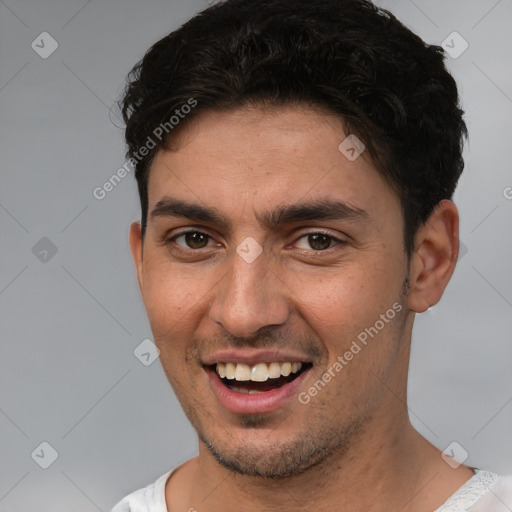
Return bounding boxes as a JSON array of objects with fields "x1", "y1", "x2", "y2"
[
  {"x1": 194, "y1": 409, "x2": 371, "y2": 478},
  {"x1": 175, "y1": 277, "x2": 410, "y2": 479}
]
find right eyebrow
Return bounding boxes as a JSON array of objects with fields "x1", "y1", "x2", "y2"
[{"x1": 150, "y1": 196, "x2": 230, "y2": 230}]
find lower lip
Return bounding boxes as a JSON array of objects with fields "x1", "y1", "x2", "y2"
[{"x1": 206, "y1": 367, "x2": 311, "y2": 414}]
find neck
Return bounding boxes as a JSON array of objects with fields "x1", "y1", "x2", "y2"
[{"x1": 184, "y1": 406, "x2": 459, "y2": 512}]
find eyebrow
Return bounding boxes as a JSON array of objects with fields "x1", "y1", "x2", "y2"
[{"x1": 150, "y1": 196, "x2": 368, "y2": 230}]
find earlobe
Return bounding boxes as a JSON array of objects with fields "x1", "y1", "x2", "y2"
[
  {"x1": 129, "y1": 221, "x2": 144, "y2": 293},
  {"x1": 407, "y1": 200, "x2": 459, "y2": 313}
]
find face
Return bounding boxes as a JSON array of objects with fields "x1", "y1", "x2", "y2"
[{"x1": 130, "y1": 105, "x2": 412, "y2": 478}]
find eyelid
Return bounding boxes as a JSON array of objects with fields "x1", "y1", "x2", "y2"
[
  {"x1": 164, "y1": 225, "x2": 217, "y2": 239},
  {"x1": 293, "y1": 228, "x2": 346, "y2": 240}
]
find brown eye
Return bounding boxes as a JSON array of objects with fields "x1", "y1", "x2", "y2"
[
  {"x1": 295, "y1": 233, "x2": 341, "y2": 251},
  {"x1": 308, "y1": 234, "x2": 332, "y2": 250},
  {"x1": 172, "y1": 231, "x2": 211, "y2": 249}
]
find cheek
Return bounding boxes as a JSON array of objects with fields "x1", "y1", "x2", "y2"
[
  {"x1": 142, "y1": 280, "x2": 182, "y2": 331},
  {"x1": 141, "y1": 257, "x2": 206, "y2": 329},
  {"x1": 295, "y1": 267, "x2": 405, "y2": 408},
  {"x1": 139, "y1": 262, "x2": 216, "y2": 373},
  {"x1": 289, "y1": 262, "x2": 392, "y2": 324},
  {"x1": 287, "y1": 258, "x2": 405, "y2": 372},
  {"x1": 141, "y1": 272, "x2": 196, "y2": 380}
]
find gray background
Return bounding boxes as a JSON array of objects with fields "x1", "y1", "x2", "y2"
[{"x1": 0, "y1": 0, "x2": 511, "y2": 510}]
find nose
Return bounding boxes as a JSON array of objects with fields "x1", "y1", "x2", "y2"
[{"x1": 208, "y1": 246, "x2": 290, "y2": 339}]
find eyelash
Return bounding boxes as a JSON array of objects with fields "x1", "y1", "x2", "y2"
[{"x1": 165, "y1": 229, "x2": 347, "y2": 253}]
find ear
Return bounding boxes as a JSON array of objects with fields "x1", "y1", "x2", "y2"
[
  {"x1": 407, "y1": 200, "x2": 460, "y2": 313},
  {"x1": 129, "y1": 221, "x2": 144, "y2": 294}
]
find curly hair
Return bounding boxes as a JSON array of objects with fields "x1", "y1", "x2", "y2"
[{"x1": 119, "y1": 0, "x2": 467, "y2": 255}]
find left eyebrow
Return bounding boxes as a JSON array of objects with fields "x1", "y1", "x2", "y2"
[
  {"x1": 150, "y1": 196, "x2": 368, "y2": 231},
  {"x1": 256, "y1": 198, "x2": 369, "y2": 229}
]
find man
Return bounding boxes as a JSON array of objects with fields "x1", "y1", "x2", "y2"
[{"x1": 111, "y1": 0, "x2": 511, "y2": 510}]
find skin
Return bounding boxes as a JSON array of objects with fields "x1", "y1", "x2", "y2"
[{"x1": 129, "y1": 105, "x2": 473, "y2": 512}]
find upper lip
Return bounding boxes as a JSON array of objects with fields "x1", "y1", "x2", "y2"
[{"x1": 202, "y1": 349, "x2": 312, "y2": 366}]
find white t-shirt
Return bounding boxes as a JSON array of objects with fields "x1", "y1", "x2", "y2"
[{"x1": 111, "y1": 466, "x2": 512, "y2": 512}]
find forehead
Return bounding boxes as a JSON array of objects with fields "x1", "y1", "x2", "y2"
[{"x1": 146, "y1": 105, "x2": 397, "y2": 221}]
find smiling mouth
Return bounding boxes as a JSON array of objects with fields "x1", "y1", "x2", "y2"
[{"x1": 209, "y1": 362, "x2": 312, "y2": 394}]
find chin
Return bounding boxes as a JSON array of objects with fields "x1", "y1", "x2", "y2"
[
  {"x1": 198, "y1": 415, "x2": 365, "y2": 479},
  {"x1": 202, "y1": 433, "x2": 330, "y2": 478}
]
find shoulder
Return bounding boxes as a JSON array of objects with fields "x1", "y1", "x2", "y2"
[
  {"x1": 435, "y1": 469, "x2": 512, "y2": 512},
  {"x1": 468, "y1": 472, "x2": 512, "y2": 511},
  {"x1": 110, "y1": 469, "x2": 174, "y2": 512}
]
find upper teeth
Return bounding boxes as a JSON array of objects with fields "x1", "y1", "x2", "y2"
[{"x1": 216, "y1": 362, "x2": 303, "y2": 382}]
